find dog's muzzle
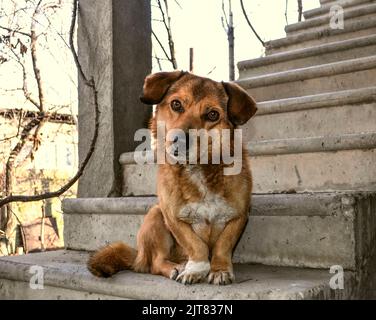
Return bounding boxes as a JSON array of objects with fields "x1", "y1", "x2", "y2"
[{"x1": 171, "y1": 132, "x2": 191, "y2": 158}]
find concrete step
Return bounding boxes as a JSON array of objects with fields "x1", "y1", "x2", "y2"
[
  {"x1": 238, "y1": 34, "x2": 376, "y2": 78},
  {"x1": 241, "y1": 87, "x2": 376, "y2": 141},
  {"x1": 237, "y1": 55, "x2": 376, "y2": 101},
  {"x1": 62, "y1": 193, "x2": 376, "y2": 270},
  {"x1": 320, "y1": 0, "x2": 368, "y2": 7},
  {"x1": 265, "y1": 14, "x2": 376, "y2": 55},
  {"x1": 319, "y1": 0, "x2": 370, "y2": 5},
  {"x1": 120, "y1": 132, "x2": 376, "y2": 194},
  {"x1": 304, "y1": 0, "x2": 374, "y2": 20},
  {"x1": 247, "y1": 132, "x2": 376, "y2": 193},
  {"x1": 286, "y1": 2, "x2": 376, "y2": 36},
  {"x1": 0, "y1": 250, "x2": 356, "y2": 299}
]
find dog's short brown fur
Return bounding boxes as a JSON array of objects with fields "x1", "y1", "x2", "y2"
[{"x1": 88, "y1": 71, "x2": 257, "y2": 285}]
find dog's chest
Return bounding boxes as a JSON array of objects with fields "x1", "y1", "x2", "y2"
[{"x1": 178, "y1": 168, "x2": 236, "y2": 225}]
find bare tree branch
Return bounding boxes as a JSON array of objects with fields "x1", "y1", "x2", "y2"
[
  {"x1": 69, "y1": 0, "x2": 88, "y2": 84},
  {"x1": 240, "y1": 0, "x2": 265, "y2": 47},
  {"x1": 153, "y1": 46, "x2": 163, "y2": 71},
  {"x1": 285, "y1": 0, "x2": 289, "y2": 25},
  {"x1": 19, "y1": 54, "x2": 42, "y2": 108},
  {"x1": 0, "y1": 25, "x2": 31, "y2": 38},
  {"x1": 222, "y1": 0, "x2": 229, "y2": 29},
  {"x1": 0, "y1": 109, "x2": 24, "y2": 142},
  {"x1": 222, "y1": 0, "x2": 235, "y2": 81},
  {"x1": 221, "y1": 16, "x2": 227, "y2": 33},
  {"x1": 297, "y1": 0, "x2": 303, "y2": 22},
  {"x1": 0, "y1": 0, "x2": 100, "y2": 212},
  {"x1": 6, "y1": 45, "x2": 41, "y2": 110},
  {"x1": 4, "y1": 112, "x2": 45, "y2": 198},
  {"x1": 156, "y1": 0, "x2": 177, "y2": 69},
  {"x1": 152, "y1": 29, "x2": 172, "y2": 62},
  {"x1": 30, "y1": 0, "x2": 45, "y2": 111},
  {"x1": 207, "y1": 66, "x2": 216, "y2": 76},
  {"x1": 173, "y1": 0, "x2": 182, "y2": 10}
]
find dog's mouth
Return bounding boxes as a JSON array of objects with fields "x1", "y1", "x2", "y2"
[
  {"x1": 166, "y1": 141, "x2": 218, "y2": 165},
  {"x1": 162, "y1": 129, "x2": 231, "y2": 165}
]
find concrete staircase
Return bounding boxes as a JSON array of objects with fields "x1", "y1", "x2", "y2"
[{"x1": 1, "y1": 0, "x2": 376, "y2": 299}]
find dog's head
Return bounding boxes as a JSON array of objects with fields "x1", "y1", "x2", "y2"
[{"x1": 140, "y1": 71, "x2": 257, "y2": 163}]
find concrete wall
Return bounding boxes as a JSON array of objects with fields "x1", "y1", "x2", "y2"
[{"x1": 77, "y1": 0, "x2": 152, "y2": 197}]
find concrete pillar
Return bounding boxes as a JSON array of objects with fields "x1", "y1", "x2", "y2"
[{"x1": 77, "y1": 0, "x2": 152, "y2": 197}]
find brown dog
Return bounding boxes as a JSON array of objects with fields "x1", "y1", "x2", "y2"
[{"x1": 87, "y1": 71, "x2": 257, "y2": 285}]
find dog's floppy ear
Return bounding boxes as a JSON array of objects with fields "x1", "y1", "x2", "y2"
[
  {"x1": 222, "y1": 82, "x2": 257, "y2": 126},
  {"x1": 140, "y1": 71, "x2": 186, "y2": 105}
]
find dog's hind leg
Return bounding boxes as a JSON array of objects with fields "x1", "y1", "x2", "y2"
[{"x1": 133, "y1": 205, "x2": 184, "y2": 280}]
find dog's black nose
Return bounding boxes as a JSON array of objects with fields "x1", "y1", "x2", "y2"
[{"x1": 172, "y1": 132, "x2": 190, "y2": 149}]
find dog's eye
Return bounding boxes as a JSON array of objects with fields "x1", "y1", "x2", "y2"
[
  {"x1": 170, "y1": 100, "x2": 184, "y2": 113},
  {"x1": 207, "y1": 110, "x2": 219, "y2": 122}
]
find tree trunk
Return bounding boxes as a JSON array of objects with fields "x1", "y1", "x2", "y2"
[
  {"x1": 228, "y1": 0, "x2": 235, "y2": 81},
  {"x1": 298, "y1": 0, "x2": 303, "y2": 22},
  {"x1": 0, "y1": 115, "x2": 44, "y2": 254}
]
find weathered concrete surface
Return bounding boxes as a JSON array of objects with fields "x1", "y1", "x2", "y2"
[
  {"x1": 238, "y1": 35, "x2": 376, "y2": 77},
  {"x1": 250, "y1": 87, "x2": 376, "y2": 116},
  {"x1": 266, "y1": 18, "x2": 376, "y2": 55},
  {"x1": 63, "y1": 196, "x2": 156, "y2": 215},
  {"x1": 77, "y1": 0, "x2": 152, "y2": 198},
  {"x1": 0, "y1": 250, "x2": 357, "y2": 300},
  {"x1": 248, "y1": 132, "x2": 376, "y2": 156},
  {"x1": 243, "y1": 102, "x2": 376, "y2": 141},
  {"x1": 305, "y1": 0, "x2": 373, "y2": 20},
  {"x1": 320, "y1": 0, "x2": 339, "y2": 4},
  {"x1": 122, "y1": 162, "x2": 157, "y2": 196},
  {"x1": 286, "y1": 3, "x2": 376, "y2": 36},
  {"x1": 251, "y1": 148, "x2": 376, "y2": 193},
  {"x1": 0, "y1": 279, "x2": 123, "y2": 300},
  {"x1": 64, "y1": 213, "x2": 143, "y2": 250},
  {"x1": 238, "y1": 56, "x2": 376, "y2": 101},
  {"x1": 63, "y1": 193, "x2": 376, "y2": 269},
  {"x1": 120, "y1": 132, "x2": 376, "y2": 194}
]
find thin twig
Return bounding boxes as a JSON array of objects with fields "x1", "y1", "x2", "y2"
[
  {"x1": 221, "y1": 16, "x2": 227, "y2": 33},
  {"x1": 0, "y1": 109, "x2": 24, "y2": 142},
  {"x1": 152, "y1": 29, "x2": 171, "y2": 62},
  {"x1": 8, "y1": 46, "x2": 40, "y2": 109},
  {"x1": 30, "y1": 0, "x2": 45, "y2": 111},
  {"x1": 207, "y1": 66, "x2": 216, "y2": 76},
  {"x1": 222, "y1": 0, "x2": 229, "y2": 28},
  {"x1": 153, "y1": 46, "x2": 163, "y2": 71},
  {"x1": 239, "y1": 0, "x2": 265, "y2": 47},
  {"x1": 285, "y1": 0, "x2": 289, "y2": 25},
  {"x1": 69, "y1": 0, "x2": 88, "y2": 84},
  {"x1": 19, "y1": 55, "x2": 41, "y2": 108},
  {"x1": 173, "y1": 0, "x2": 182, "y2": 10},
  {"x1": 0, "y1": 25, "x2": 31, "y2": 38},
  {"x1": 157, "y1": 0, "x2": 177, "y2": 69}
]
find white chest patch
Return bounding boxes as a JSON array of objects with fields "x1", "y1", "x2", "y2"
[{"x1": 178, "y1": 167, "x2": 237, "y2": 225}]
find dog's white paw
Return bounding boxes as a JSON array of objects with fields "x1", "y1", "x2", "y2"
[
  {"x1": 175, "y1": 260, "x2": 210, "y2": 285},
  {"x1": 208, "y1": 270, "x2": 235, "y2": 285}
]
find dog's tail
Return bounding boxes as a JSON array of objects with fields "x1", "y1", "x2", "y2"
[{"x1": 87, "y1": 241, "x2": 143, "y2": 278}]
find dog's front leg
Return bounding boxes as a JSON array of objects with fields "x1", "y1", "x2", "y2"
[
  {"x1": 165, "y1": 216, "x2": 210, "y2": 285},
  {"x1": 209, "y1": 215, "x2": 248, "y2": 285}
]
